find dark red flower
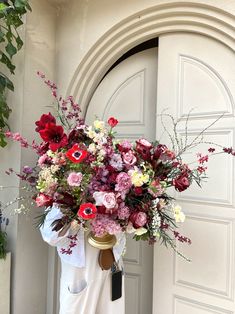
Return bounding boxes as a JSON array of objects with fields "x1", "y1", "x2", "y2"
[
  {"x1": 173, "y1": 173, "x2": 190, "y2": 192},
  {"x1": 108, "y1": 117, "x2": 118, "y2": 128},
  {"x1": 39, "y1": 123, "x2": 68, "y2": 152},
  {"x1": 78, "y1": 203, "x2": 97, "y2": 220},
  {"x1": 136, "y1": 138, "x2": 152, "y2": 161},
  {"x1": 153, "y1": 144, "x2": 167, "y2": 160},
  {"x1": 35, "y1": 113, "x2": 56, "y2": 132},
  {"x1": 66, "y1": 144, "x2": 88, "y2": 163},
  {"x1": 134, "y1": 187, "x2": 143, "y2": 195}
]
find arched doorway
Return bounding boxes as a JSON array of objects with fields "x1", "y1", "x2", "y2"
[{"x1": 48, "y1": 3, "x2": 235, "y2": 314}]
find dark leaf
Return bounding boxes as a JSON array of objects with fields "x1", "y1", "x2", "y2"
[
  {"x1": 15, "y1": 35, "x2": 23, "y2": 50},
  {"x1": 0, "y1": 31, "x2": 5, "y2": 43},
  {"x1": 1, "y1": 53, "x2": 15, "y2": 73},
  {"x1": 6, "y1": 42, "x2": 17, "y2": 58}
]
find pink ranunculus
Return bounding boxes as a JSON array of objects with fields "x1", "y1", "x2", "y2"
[
  {"x1": 67, "y1": 172, "x2": 83, "y2": 186},
  {"x1": 35, "y1": 193, "x2": 53, "y2": 207},
  {"x1": 115, "y1": 172, "x2": 132, "y2": 192},
  {"x1": 129, "y1": 211, "x2": 147, "y2": 228},
  {"x1": 173, "y1": 173, "x2": 190, "y2": 192},
  {"x1": 122, "y1": 150, "x2": 137, "y2": 166}
]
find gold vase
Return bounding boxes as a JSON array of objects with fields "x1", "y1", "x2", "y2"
[{"x1": 87, "y1": 232, "x2": 117, "y2": 250}]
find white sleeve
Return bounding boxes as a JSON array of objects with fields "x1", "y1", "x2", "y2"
[{"x1": 40, "y1": 205, "x2": 70, "y2": 247}]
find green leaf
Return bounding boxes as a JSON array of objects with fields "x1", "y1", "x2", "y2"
[
  {"x1": 15, "y1": 35, "x2": 23, "y2": 50},
  {"x1": 1, "y1": 53, "x2": 15, "y2": 73},
  {"x1": 0, "y1": 3, "x2": 8, "y2": 11},
  {"x1": 0, "y1": 74, "x2": 14, "y2": 92},
  {"x1": 6, "y1": 42, "x2": 17, "y2": 58},
  {"x1": 0, "y1": 132, "x2": 7, "y2": 147}
]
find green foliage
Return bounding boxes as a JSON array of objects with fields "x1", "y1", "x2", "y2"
[
  {"x1": 0, "y1": 0, "x2": 31, "y2": 147},
  {"x1": 0, "y1": 230, "x2": 7, "y2": 259}
]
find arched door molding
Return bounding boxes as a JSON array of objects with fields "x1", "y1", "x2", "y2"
[{"x1": 66, "y1": 2, "x2": 235, "y2": 114}]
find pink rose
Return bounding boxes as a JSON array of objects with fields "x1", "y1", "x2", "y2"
[
  {"x1": 35, "y1": 193, "x2": 53, "y2": 207},
  {"x1": 122, "y1": 150, "x2": 137, "y2": 166},
  {"x1": 67, "y1": 172, "x2": 83, "y2": 186},
  {"x1": 103, "y1": 192, "x2": 117, "y2": 209},
  {"x1": 93, "y1": 191, "x2": 117, "y2": 210},
  {"x1": 130, "y1": 211, "x2": 147, "y2": 228}
]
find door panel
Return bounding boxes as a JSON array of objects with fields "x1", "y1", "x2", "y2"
[
  {"x1": 86, "y1": 48, "x2": 158, "y2": 314},
  {"x1": 153, "y1": 33, "x2": 235, "y2": 314}
]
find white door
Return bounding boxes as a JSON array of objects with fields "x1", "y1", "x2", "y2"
[
  {"x1": 153, "y1": 33, "x2": 235, "y2": 314},
  {"x1": 86, "y1": 48, "x2": 158, "y2": 314}
]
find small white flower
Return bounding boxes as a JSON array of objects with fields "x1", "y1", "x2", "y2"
[
  {"x1": 173, "y1": 205, "x2": 186, "y2": 223},
  {"x1": 134, "y1": 227, "x2": 148, "y2": 236}
]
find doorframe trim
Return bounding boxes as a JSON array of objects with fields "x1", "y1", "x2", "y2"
[{"x1": 66, "y1": 2, "x2": 235, "y2": 115}]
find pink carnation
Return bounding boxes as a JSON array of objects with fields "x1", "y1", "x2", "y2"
[
  {"x1": 115, "y1": 172, "x2": 132, "y2": 192},
  {"x1": 67, "y1": 172, "x2": 83, "y2": 186},
  {"x1": 118, "y1": 206, "x2": 130, "y2": 220}
]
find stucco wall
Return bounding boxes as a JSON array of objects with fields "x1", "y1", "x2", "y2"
[{"x1": 0, "y1": 0, "x2": 56, "y2": 313}]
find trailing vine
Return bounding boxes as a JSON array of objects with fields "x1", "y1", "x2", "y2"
[{"x1": 0, "y1": 0, "x2": 31, "y2": 147}]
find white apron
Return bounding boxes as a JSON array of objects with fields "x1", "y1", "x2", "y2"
[{"x1": 40, "y1": 205, "x2": 125, "y2": 314}]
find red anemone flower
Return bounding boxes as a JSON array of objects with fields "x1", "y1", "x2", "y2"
[
  {"x1": 35, "y1": 113, "x2": 56, "y2": 132},
  {"x1": 78, "y1": 203, "x2": 97, "y2": 220},
  {"x1": 66, "y1": 144, "x2": 88, "y2": 163},
  {"x1": 39, "y1": 123, "x2": 68, "y2": 152}
]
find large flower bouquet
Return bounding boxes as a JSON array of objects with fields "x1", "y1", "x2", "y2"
[{"x1": 5, "y1": 73, "x2": 235, "y2": 258}]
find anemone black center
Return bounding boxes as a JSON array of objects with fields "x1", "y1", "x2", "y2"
[
  {"x1": 73, "y1": 151, "x2": 82, "y2": 158},
  {"x1": 84, "y1": 208, "x2": 92, "y2": 215}
]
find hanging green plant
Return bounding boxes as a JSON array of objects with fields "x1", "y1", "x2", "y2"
[{"x1": 0, "y1": 0, "x2": 31, "y2": 147}]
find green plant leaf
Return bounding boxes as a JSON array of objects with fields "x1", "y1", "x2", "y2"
[
  {"x1": 0, "y1": 3, "x2": 8, "y2": 12},
  {"x1": 0, "y1": 132, "x2": 7, "y2": 147},
  {"x1": 1, "y1": 53, "x2": 15, "y2": 73},
  {"x1": 16, "y1": 35, "x2": 23, "y2": 50},
  {"x1": 6, "y1": 42, "x2": 17, "y2": 58}
]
